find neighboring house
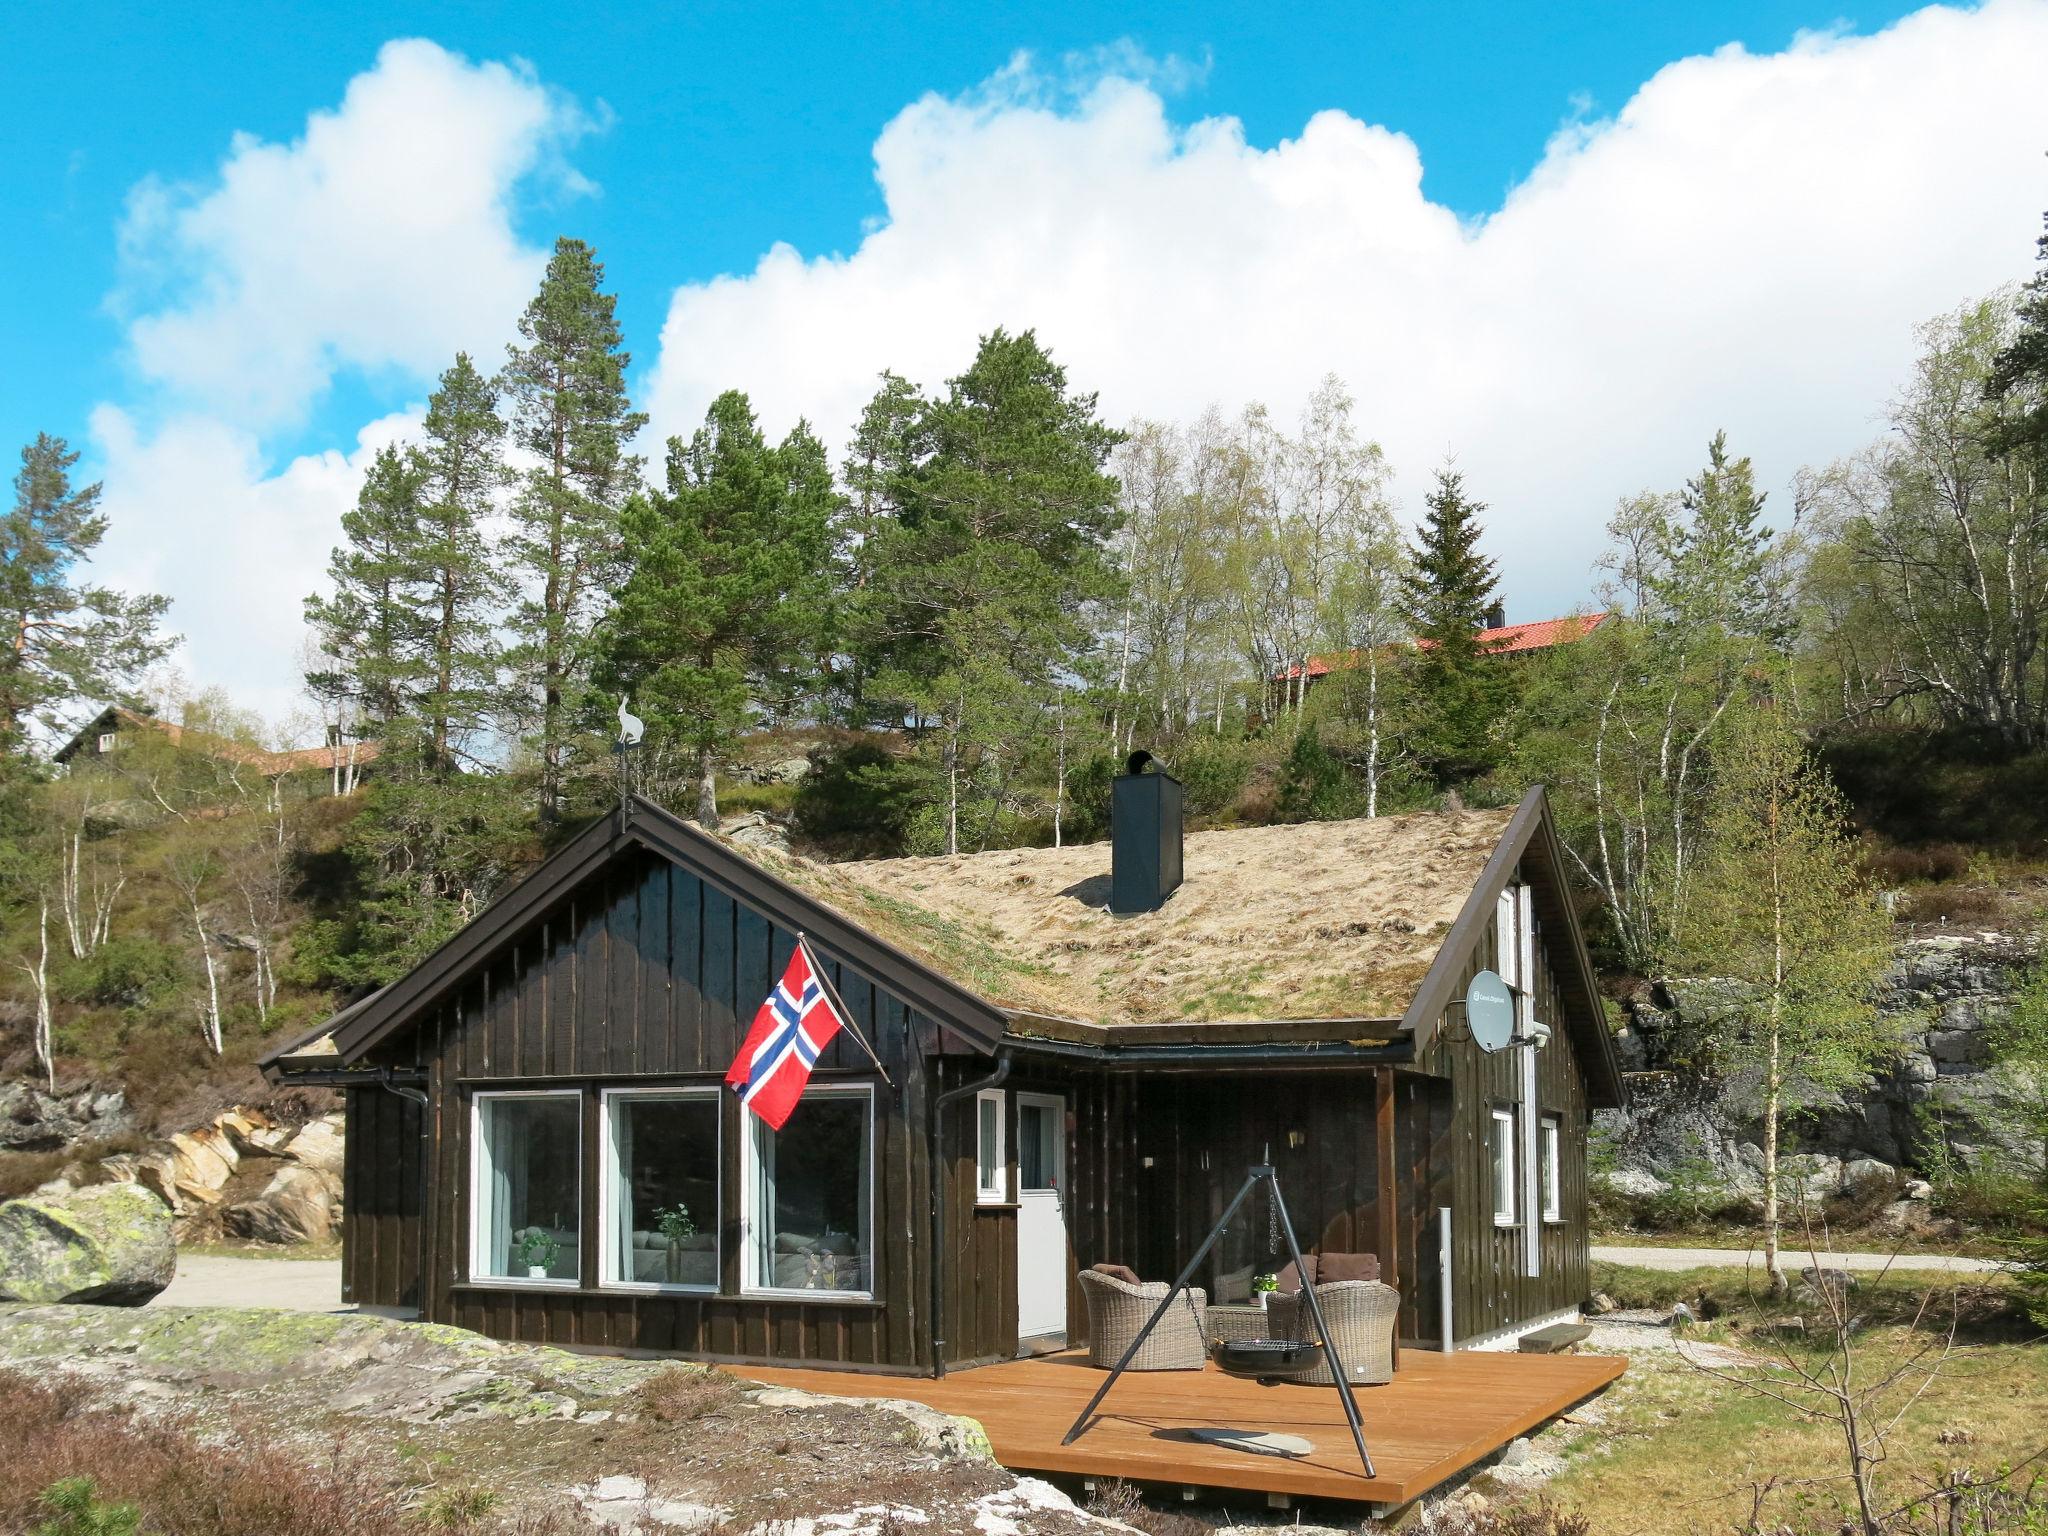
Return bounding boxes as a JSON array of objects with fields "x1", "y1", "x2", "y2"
[
  {"x1": 1276, "y1": 610, "x2": 1613, "y2": 692},
  {"x1": 55, "y1": 706, "x2": 381, "y2": 791},
  {"x1": 263, "y1": 767, "x2": 1623, "y2": 1373}
]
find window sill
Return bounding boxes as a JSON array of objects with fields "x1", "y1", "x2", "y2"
[
  {"x1": 974, "y1": 1200, "x2": 1020, "y2": 1212},
  {"x1": 451, "y1": 1281, "x2": 887, "y2": 1310}
]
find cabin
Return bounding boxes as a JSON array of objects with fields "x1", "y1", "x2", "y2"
[
  {"x1": 56, "y1": 704, "x2": 381, "y2": 790},
  {"x1": 1275, "y1": 610, "x2": 1614, "y2": 697},
  {"x1": 264, "y1": 769, "x2": 1623, "y2": 1383}
]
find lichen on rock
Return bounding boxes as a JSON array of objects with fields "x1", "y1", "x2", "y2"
[{"x1": 0, "y1": 1181, "x2": 176, "y2": 1305}]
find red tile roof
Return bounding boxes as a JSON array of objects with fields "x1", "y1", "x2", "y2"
[{"x1": 1279, "y1": 612, "x2": 1612, "y2": 682}]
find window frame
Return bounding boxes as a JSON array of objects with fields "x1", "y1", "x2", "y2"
[
  {"x1": 974, "y1": 1087, "x2": 1008, "y2": 1205},
  {"x1": 1540, "y1": 1114, "x2": 1563, "y2": 1225},
  {"x1": 597, "y1": 1085, "x2": 722, "y2": 1295},
  {"x1": 469, "y1": 1088, "x2": 584, "y2": 1290},
  {"x1": 1490, "y1": 1105, "x2": 1519, "y2": 1228},
  {"x1": 739, "y1": 1081, "x2": 877, "y2": 1301}
]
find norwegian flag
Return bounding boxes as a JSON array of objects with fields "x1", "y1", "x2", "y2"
[{"x1": 725, "y1": 942, "x2": 847, "y2": 1130}]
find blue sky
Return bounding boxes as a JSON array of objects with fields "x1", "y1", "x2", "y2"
[
  {"x1": 2, "y1": 1, "x2": 2043, "y2": 727},
  {"x1": 2, "y1": 0, "x2": 1943, "y2": 463}
]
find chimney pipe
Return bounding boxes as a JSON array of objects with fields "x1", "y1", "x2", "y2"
[
  {"x1": 1111, "y1": 751, "x2": 1183, "y2": 915},
  {"x1": 1483, "y1": 600, "x2": 1507, "y2": 632}
]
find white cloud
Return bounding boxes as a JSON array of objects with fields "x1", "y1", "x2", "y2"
[
  {"x1": 642, "y1": 0, "x2": 2048, "y2": 620},
  {"x1": 88, "y1": 38, "x2": 590, "y2": 730},
  {"x1": 114, "y1": 37, "x2": 587, "y2": 430},
  {"x1": 91, "y1": 405, "x2": 423, "y2": 729}
]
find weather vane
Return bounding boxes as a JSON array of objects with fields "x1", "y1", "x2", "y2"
[{"x1": 615, "y1": 696, "x2": 645, "y2": 801}]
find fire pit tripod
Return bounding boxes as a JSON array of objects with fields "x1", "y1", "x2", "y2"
[{"x1": 1060, "y1": 1163, "x2": 1377, "y2": 1480}]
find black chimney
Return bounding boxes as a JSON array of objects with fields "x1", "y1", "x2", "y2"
[
  {"x1": 1111, "y1": 751, "x2": 1183, "y2": 915},
  {"x1": 1483, "y1": 600, "x2": 1507, "y2": 632}
]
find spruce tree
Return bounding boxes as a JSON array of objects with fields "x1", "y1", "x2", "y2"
[
  {"x1": 1988, "y1": 205, "x2": 2048, "y2": 459},
  {"x1": 499, "y1": 238, "x2": 646, "y2": 824},
  {"x1": 1401, "y1": 465, "x2": 1509, "y2": 787},
  {"x1": 601, "y1": 391, "x2": 837, "y2": 827},
  {"x1": 0, "y1": 434, "x2": 172, "y2": 755}
]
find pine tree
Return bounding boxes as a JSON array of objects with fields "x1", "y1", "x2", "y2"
[
  {"x1": 1401, "y1": 466, "x2": 1510, "y2": 786},
  {"x1": 858, "y1": 330, "x2": 1124, "y2": 853},
  {"x1": 303, "y1": 445, "x2": 429, "y2": 736},
  {"x1": 500, "y1": 238, "x2": 646, "y2": 824},
  {"x1": 414, "y1": 353, "x2": 509, "y2": 774},
  {"x1": 601, "y1": 391, "x2": 838, "y2": 827},
  {"x1": 0, "y1": 434, "x2": 172, "y2": 755}
]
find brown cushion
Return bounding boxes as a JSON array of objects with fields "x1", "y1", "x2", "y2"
[
  {"x1": 1317, "y1": 1252, "x2": 1379, "y2": 1284},
  {"x1": 1090, "y1": 1263, "x2": 1143, "y2": 1286},
  {"x1": 1275, "y1": 1258, "x2": 1309, "y2": 1292}
]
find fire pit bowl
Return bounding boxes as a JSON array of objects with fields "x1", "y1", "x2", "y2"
[{"x1": 1210, "y1": 1338, "x2": 1325, "y2": 1379}]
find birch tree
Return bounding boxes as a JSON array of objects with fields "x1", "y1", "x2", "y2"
[
  {"x1": 163, "y1": 833, "x2": 226, "y2": 1055},
  {"x1": 1679, "y1": 707, "x2": 1896, "y2": 1290}
]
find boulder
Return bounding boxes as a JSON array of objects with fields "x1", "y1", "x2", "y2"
[
  {"x1": 224, "y1": 1166, "x2": 342, "y2": 1245},
  {"x1": 168, "y1": 1127, "x2": 239, "y2": 1190},
  {"x1": 278, "y1": 1116, "x2": 345, "y2": 1177},
  {"x1": 0, "y1": 1182, "x2": 175, "y2": 1305},
  {"x1": 1841, "y1": 1157, "x2": 1897, "y2": 1191},
  {"x1": 765, "y1": 756, "x2": 812, "y2": 784}
]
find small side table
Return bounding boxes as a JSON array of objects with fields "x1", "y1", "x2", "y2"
[{"x1": 1207, "y1": 1301, "x2": 1277, "y2": 1345}]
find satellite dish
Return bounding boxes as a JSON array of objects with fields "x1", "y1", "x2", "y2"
[{"x1": 1466, "y1": 969, "x2": 1516, "y2": 1053}]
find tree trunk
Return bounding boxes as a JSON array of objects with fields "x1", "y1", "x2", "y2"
[
  {"x1": 695, "y1": 750, "x2": 719, "y2": 832},
  {"x1": 24, "y1": 899, "x2": 53, "y2": 1092}
]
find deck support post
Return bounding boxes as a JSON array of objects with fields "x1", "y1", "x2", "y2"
[{"x1": 1060, "y1": 1164, "x2": 1377, "y2": 1481}]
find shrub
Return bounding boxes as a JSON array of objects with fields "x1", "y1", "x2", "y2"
[
  {"x1": 30, "y1": 1478, "x2": 139, "y2": 1536},
  {"x1": 55, "y1": 936, "x2": 185, "y2": 1010},
  {"x1": 1275, "y1": 723, "x2": 1362, "y2": 822},
  {"x1": 792, "y1": 740, "x2": 919, "y2": 859}
]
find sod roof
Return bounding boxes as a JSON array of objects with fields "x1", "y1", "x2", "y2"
[{"x1": 736, "y1": 806, "x2": 1516, "y2": 1028}]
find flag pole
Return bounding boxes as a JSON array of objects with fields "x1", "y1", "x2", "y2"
[{"x1": 798, "y1": 933, "x2": 895, "y2": 1090}]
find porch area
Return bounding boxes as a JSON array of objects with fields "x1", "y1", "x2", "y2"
[{"x1": 731, "y1": 1347, "x2": 1625, "y2": 1510}]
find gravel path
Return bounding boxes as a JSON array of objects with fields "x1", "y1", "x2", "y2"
[
  {"x1": 151, "y1": 1255, "x2": 347, "y2": 1311},
  {"x1": 1592, "y1": 1243, "x2": 2005, "y2": 1273}
]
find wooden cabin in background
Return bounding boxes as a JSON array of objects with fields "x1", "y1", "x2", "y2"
[{"x1": 264, "y1": 768, "x2": 1624, "y2": 1374}]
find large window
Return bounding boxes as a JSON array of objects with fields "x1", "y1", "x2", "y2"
[
  {"x1": 602, "y1": 1089, "x2": 720, "y2": 1291},
  {"x1": 746, "y1": 1085, "x2": 873, "y2": 1296},
  {"x1": 1540, "y1": 1115, "x2": 1562, "y2": 1224},
  {"x1": 975, "y1": 1089, "x2": 1007, "y2": 1204},
  {"x1": 472, "y1": 1092, "x2": 581, "y2": 1284},
  {"x1": 1490, "y1": 1106, "x2": 1518, "y2": 1227}
]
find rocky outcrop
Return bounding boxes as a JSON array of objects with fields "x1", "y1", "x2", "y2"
[
  {"x1": 0, "y1": 1084, "x2": 135, "y2": 1153},
  {"x1": 1598, "y1": 932, "x2": 2039, "y2": 1205},
  {"x1": 0, "y1": 1182, "x2": 176, "y2": 1304},
  {"x1": 224, "y1": 1164, "x2": 342, "y2": 1244}
]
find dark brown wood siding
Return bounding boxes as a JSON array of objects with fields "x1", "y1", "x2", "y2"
[
  {"x1": 358, "y1": 845, "x2": 1010, "y2": 1373},
  {"x1": 1412, "y1": 861, "x2": 1593, "y2": 1344}
]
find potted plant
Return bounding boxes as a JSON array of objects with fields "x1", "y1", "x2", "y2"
[
  {"x1": 516, "y1": 1229, "x2": 560, "y2": 1280},
  {"x1": 1253, "y1": 1272, "x2": 1279, "y2": 1309},
  {"x1": 655, "y1": 1204, "x2": 695, "y2": 1284}
]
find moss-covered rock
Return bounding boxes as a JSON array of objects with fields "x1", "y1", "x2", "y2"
[{"x1": 0, "y1": 1181, "x2": 176, "y2": 1305}]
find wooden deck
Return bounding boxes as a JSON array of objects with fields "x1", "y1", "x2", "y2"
[{"x1": 732, "y1": 1348, "x2": 1625, "y2": 1509}]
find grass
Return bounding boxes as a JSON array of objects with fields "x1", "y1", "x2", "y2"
[
  {"x1": 182, "y1": 1238, "x2": 344, "y2": 1262},
  {"x1": 1533, "y1": 1263, "x2": 2048, "y2": 1536}
]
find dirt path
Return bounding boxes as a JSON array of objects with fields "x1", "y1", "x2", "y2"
[
  {"x1": 1592, "y1": 1243, "x2": 2005, "y2": 1273},
  {"x1": 152, "y1": 1255, "x2": 346, "y2": 1311}
]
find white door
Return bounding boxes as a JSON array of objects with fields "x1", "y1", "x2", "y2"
[{"x1": 1015, "y1": 1092, "x2": 1069, "y2": 1345}]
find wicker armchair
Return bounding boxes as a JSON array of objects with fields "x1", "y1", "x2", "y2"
[
  {"x1": 1265, "y1": 1280, "x2": 1401, "y2": 1384},
  {"x1": 1077, "y1": 1269, "x2": 1210, "y2": 1370}
]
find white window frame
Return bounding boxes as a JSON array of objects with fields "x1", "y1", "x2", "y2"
[
  {"x1": 598, "y1": 1086, "x2": 721, "y2": 1294},
  {"x1": 1540, "y1": 1115, "x2": 1563, "y2": 1224},
  {"x1": 1490, "y1": 1105, "x2": 1518, "y2": 1228},
  {"x1": 97, "y1": 732, "x2": 119, "y2": 753},
  {"x1": 740, "y1": 1081, "x2": 876, "y2": 1301},
  {"x1": 469, "y1": 1088, "x2": 583, "y2": 1289},
  {"x1": 975, "y1": 1088, "x2": 1008, "y2": 1205}
]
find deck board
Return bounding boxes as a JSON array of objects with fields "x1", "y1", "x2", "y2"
[{"x1": 730, "y1": 1348, "x2": 1625, "y2": 1507}]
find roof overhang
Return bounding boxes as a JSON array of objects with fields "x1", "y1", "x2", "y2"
[
  {"x1": 1397, "y1": 785, "x2": 1627, "y2": 1109},
  {"x1": 261, "y1": 795, "x2": 1010, "y2": 1076}
]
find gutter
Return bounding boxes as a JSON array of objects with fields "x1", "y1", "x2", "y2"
[{"x1": 928, "y1": 1052, "x2": 1011, "y2": 1379}]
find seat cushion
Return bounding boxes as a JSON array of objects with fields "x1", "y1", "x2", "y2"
[{"x1": 1090, "y1": 1262, "x2": 1143, "y2": 1286}]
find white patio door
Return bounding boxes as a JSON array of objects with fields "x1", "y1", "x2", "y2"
[{"x1": 1015, "y1": 1092, "x2": 1069, "y2": 1346}]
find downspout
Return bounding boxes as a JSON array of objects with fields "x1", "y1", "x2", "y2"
[{"x1": 928, "y1": 1052, "x2": 1011, "y2": 1379}]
